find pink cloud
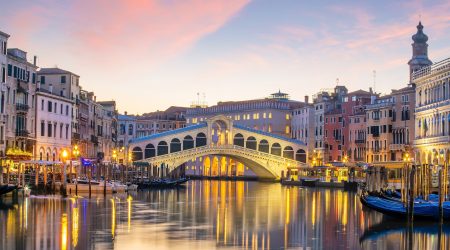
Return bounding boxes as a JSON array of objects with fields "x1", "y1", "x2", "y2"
[{"x1": 66, "y1": 0, "x2": 250, "y2": 67}]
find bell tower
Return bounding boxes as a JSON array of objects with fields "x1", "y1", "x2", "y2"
[{"x1": 408, "y1": 22, "x2": 432, "y2": 81}]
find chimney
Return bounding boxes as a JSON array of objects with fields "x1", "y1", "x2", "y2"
[
  {"x1": 304, "y1": 95, "x2": 309, "y2": 103},
  {"x1": 33, "y1": 56, "x2": 37, "y2": 66},
  {"x1": 369, "y1": 87, "x2": 373, "y2": 94},
  {"x1": 124, "y1": 111, "x2": 128, "y2": 115}
]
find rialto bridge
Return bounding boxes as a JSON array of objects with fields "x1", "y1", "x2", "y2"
[{"x1": 129, "y1": 115, "x2": 308, "y2": 180}]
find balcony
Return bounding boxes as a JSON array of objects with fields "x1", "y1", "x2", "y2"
[
  {"x1": 355, "y1": 139, "x2": 365, "y2": 144},
  {"x1": 15, "y1": 129, "x2": 30, "y2": 137},
  {"x1": 389, "y1": 144, "x2": 405, "y2": 151},
  {"x1": 15, "y1": 103, "x2": 30, "y2": 113},
  {"x1": 414, "y1": 136, "x2": 450, "y2": 146}
]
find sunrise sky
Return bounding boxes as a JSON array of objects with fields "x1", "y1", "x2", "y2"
[{"x1": 1, "y1": 0, "x2": 450, "y2": 114}]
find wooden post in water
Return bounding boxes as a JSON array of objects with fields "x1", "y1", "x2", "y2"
[
  {"x1": 88, "y1": 166, "x2": 92, "y2": 198},
  {"x1": 103, "y1": 164, "x2": 107, "y2": 196},
  {"x1": 35, "y1": 164, "x2": 39, "y2": 187},
  {"x1": 438, "y1": 168, "x2": 443, "y2": 222},
  {"x1": 408, "y1": 165, "x2": 415, "y2": 221}
]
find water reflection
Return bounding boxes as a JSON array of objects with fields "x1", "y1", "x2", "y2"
[{"x1": 0, "y1": 180, "x2": 449, "y2": 249}]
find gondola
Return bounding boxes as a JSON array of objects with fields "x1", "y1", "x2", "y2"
[
  {"x1": 0, "y1": 185, "x2": 18, "y2": 196},
  {"x1": 138, "y1": 178, "x2": 189, "y2": 189},
  {"x1": 360, "y1": 193, "x2": 450, "y2": 220}
]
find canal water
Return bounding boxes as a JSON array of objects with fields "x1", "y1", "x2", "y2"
[{"x1": 0, "y1": 180, "x2": 449, "y2": 249}]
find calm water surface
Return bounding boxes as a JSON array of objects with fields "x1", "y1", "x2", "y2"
[{"x1": 1, "y1": 180, "x2": 449, "y2": 249}]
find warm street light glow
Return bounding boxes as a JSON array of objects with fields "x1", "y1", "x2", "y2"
[{"x1": 62, "y1": 149, "x2": 68, "y2": 159}]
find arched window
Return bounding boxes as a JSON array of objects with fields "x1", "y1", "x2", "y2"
[
  {"x1": 271, "y1": 143, "x2": 281, "y2": 156},
  {"x1": 283, "y1": 146, "x2": 294, "y2": 159},
  {"x1": 132, "y1": 147, "x2": 143, "y2": 161},
  {"x1": 170, "y1": 138, "x2": 181, "y2": 153},
  {"x1": 233, "y1": 133, "x2": 244, "y2": 147},
  {"x1": 183, "y1": 135, "x2": 194, "y2": 150},
  {"x1": 196, "y1": 133, "x2": 207, "y2": 147},
  {"x1": 157, "y1": 141, "x2": 168, "y2": 155},
  {"x1": 246, "y1": 136, "x2": 257, "y2": 150},
  {"x1": 258, "y1": 139, "x2": 269, "y2": 153},
  {"x1": 145, "y1": 143, "x2": 155, "y2": 158},
  {"x1": 295, "y1": 149, "x2": 306, "y2": 163}
]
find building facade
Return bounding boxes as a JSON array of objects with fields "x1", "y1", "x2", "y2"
[
  {"x1": 291, "y1": 98, "x2": 314, "y2": 152},
  {"x1": 413, "y1": 58, "x2": 450, "y2": 165},
  {"x1": 0, "y1": 31, "x2": 9, "y2": 156},
  {"x1": 34, "y1": 89, "x2": 72, "y2": 161},
  {"x1": 365, "y1": 86, "x2": 415, "y2": 166},
  {"x1": 5, "y1": 48, "x2": 38, "y2": 156}
]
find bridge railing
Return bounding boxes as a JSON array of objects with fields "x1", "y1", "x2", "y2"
[{"x1": 135, "y1": 144, "x2": 307, "y2": 166}]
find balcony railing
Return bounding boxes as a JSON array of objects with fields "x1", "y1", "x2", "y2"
[
  {"x1": 389, "y1": 144, "x2": 405, "y2": 151},
  {"x1": 414, "y1": 136, "x2": 450, "y2": 146},
  {"x1": 15, "y1": 103, "x2": 30, "y2": 112},
  {"x1": 73, "y1": 132, "x2": 81, "y2": 140},
  {"x1": 15, "y1": 129, "x2": 30, "y2": 137},
  {"x1": 355, "y1": 139, "x2": 365, "y2": 144}
]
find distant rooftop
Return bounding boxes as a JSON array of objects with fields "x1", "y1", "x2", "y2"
[
  {"x1": 0, "y1": 30, "x2": 10, "y2": 38},
  {"x1": 38, "y1": 67, "x2": 79, "y2": 77}
]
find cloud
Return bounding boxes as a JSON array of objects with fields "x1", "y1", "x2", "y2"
[{"x1": 66, "y1": 0, "x2": 250, "y2": 67}]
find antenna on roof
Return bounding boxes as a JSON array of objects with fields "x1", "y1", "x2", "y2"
[
  {"x1": 336, "y1": 78, "x2": 339, "y2": 86},
  {"x1": 373, "y1": 70, "x2": 376, "y2": 93}
]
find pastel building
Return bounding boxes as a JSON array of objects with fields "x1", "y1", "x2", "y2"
[
  {"x1": 5, "y1": 47, "x2": 38, "y2": 154},
  {"x1": 0, "y1": 31, "x2": 9, "y2": 156},
  {"x1": 34, "y1": 89, "x2": 72, "y2": 161},
  {"x1": 365, "y1": 85, "x2": 415, "y2": 166},
  {"x1": 291, "y1": 97, "x2": 314, "y2": 152}
]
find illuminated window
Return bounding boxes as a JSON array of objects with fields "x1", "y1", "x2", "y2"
[
  {"x1": 268, "y1": 125, "x2": 272, "y2": 132},
  {"x1": 186, "y1": 119, "x2": 190, "y2": 123},
  {"x1": 286, "y1": 114, "x2": 290, "y2": 120},
  {"x1": 253, "y1": 113, "x2": 259, "y2": 119},
  {"x1": 247, "y1": 114, "x2": 250, "y2": 120},
  {"x1": 263, "y1": 113, "x2": 267, "y2": 119},
  {"x1": 285, "y1": 125, "x2": 290, "y2": 134},
  {"x1": 192, "y1": 118, "x2": 198, "y2": 123},
  {"x1": 269, "y1": 113, "x2": 272, "y2": 119}
]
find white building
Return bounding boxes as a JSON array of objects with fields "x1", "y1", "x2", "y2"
[
  {"x1": 35, "y1": 89, "x2": 73, "y2": 161},
  {"x1": 291, "y1": 99, "x2": 314, "y2": 152},
  {"x1": 0, "y1": 31, "x2": 9, "y2": 156}
]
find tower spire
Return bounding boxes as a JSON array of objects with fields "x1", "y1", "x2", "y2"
[{"x1": 408, "y1": 21, "x2": 432, "y2": 82}]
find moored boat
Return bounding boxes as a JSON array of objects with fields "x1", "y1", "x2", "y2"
[{"x1": 360, "y1": 193, "x2": 450, "y2": 220}]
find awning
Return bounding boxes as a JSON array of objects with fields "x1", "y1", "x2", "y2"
[{"x1": 19, "y1": 160, "x2": 63, "y2": 165}]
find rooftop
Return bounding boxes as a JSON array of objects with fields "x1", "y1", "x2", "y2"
[{"x1": 38, "y1": 67, "x2": 80, "y2": 77}]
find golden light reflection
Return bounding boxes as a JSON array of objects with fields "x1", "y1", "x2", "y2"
[
  {"x1": 111, "y1": 198, "x2": 116, "y2": 238},
  {"x1": 127, "y1": 195, "x2": 133, "y2": 232},
  {"x1": 72, "y1": 200, "x2": 79, "y2": 248},
  {"x1": 311, "y1": 192, "x2": 316, "y2": 226},
  {"x1": 61, "y1": 213, "x2": 68, "y2": 250}
]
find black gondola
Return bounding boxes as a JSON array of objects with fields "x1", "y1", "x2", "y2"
[
  {"x1": 138, "y1": 178, "x2": 189, "y2": 189},
  {"x1": 0, "y1": 185, "x2": 18, "y2": 196}
]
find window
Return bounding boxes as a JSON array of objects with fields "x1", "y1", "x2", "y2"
[
  {"x1": 285, "y1": 125, "x2": 290, "y2": 134},
  {"x1": 47, "y1": 123, "x2": 52, "y2": 137},
  {"x1": 268, "y1": 113, "x2": 272, "y2": 119},
  {"x1": 7, "y1": 64, "x2": 12, "y2": 77},
  {"x1": 61, "y1": 75, "x2": 66, "y2": 83},
  {"x1": 40, "y1": 121, "x2": 45, "y2": 136},
  {"x1": 54, "y1": 102, "x2": 57, "y2": 113},
  {"x1": 60, "y1": 124, "x2": 63, "y2": 138},
  {"x1": 1, "y1": 65, "x2": 5, "y2": 83},
  {"x1": 128, "y1": 124, "x2": 133, "y2": 135},
  {"x1": 66, "y1": 105, "x2": 69, "y2": 115},
  {"x1": 66, "y1": 125, "x2": 69, "y2": 139},
  {"x1": 285, "y1": 114, "x2": 290, "y2": 120},
  {"x1": 60, "y1": 104, "x2": 63, "y2": 114},
  {"x1": 40, "y1": 76, "x2": 45, "y2": 84}
]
